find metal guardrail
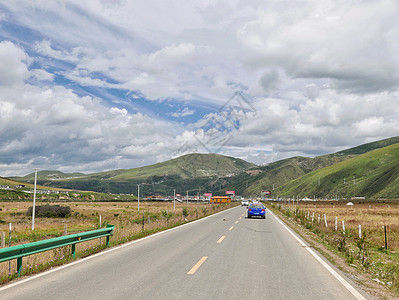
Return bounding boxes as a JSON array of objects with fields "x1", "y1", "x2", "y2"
[{"x1": 0, "y1": 224, "x2": 114, "y2": 277}]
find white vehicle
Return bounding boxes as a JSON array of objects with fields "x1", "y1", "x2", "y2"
[{"x1": 241, "y1": 200, "x2": 249, "y2": 206}]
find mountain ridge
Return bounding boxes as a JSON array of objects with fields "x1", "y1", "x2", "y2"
[{"x1": 6, "y1": 136, "x2": 399, "y2": 198}]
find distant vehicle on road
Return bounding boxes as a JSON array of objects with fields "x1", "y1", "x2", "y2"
[
  {"x1": 210, "y1": 196, "x2": 231, "y2": 203},
  {"x1": 247, "y1": 203, "x2": 266, "y2": 219},
  {"x1": 241, "y1": 200, "x2": 249, "y2": 206}
]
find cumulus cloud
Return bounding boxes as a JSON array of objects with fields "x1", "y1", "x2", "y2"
[
  {"x1": 1, "y1": 1, "x2": 399, "y2": 175},
  {"x1": 0, "y1": 41, "x2": 182, "y2": 175},
  {"x1": 0, "y1": 41, "x2": 31, "y2": 86}
]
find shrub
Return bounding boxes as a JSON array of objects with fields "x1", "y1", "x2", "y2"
[
  {"x1": 26, "y1": 205, "x2": 71, "y2": 218},
  {"x1": 182, "y1": 207, "x2": 189, "y2": 218},
  {"x1": 202, "y1": 207, "x2": 208, "y2": 215}
]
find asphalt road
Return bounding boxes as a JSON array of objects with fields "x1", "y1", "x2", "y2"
[{"x1": 0, "y1": 206, "x2": 372, "y2": 300}]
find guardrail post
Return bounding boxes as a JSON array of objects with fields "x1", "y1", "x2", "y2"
[
  {"x1": 106, "y1": 236, "x2": 110, "y2": 247},
  {"x1": 17, "y1": 257, "x2": 23, "y2": 277},
  {"x1": 72, "y1": 244, "x2": 76, "y2": 258}
]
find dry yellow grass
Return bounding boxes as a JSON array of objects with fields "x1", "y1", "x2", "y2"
[{"x1": 283, "y1": 201, "x2": 399, "y2": 250}]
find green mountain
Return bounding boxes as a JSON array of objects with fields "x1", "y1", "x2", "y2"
[
  {"x1": 105, "y1": 153, "x2": 255, "y2": 180},
  {"x1": 8, "y1": 136, "x2": 399, "y2": 198},
  {"x1": 12, "y1": 170, "x2": 86, "y2": 182},
  {"x1": 276, "y1": 142, "x2": 399, "y2": 199},
  {"x1": 12, "y1": 153, "x2": 256, "y2": 195},
  {"x1": 336, "y1": 136, "x2": 399, "y2": 155},
  {"x1": 224, "y1": 136, "x2": 399, "y2": 197}
]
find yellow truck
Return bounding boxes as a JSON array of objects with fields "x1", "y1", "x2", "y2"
[{"x1": 210, "y1": 196, "x2": 231, "y2": 203}]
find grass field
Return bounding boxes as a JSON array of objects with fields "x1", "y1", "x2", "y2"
[
  {"x1": 0, "y1": 201, "x2": 236, "y2": 284},
  {"x1": 268, "y1": 201, "x2": 399, "y2": 293}
]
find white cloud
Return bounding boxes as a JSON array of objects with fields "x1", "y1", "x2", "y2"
[
  {"x1": 1, "y1": 1, "x2": 399, "y2": 175},
  {"x1": 0, "y1": 41, "x2": 31, "y2": 86},
  {"x1": 0, "y1": 41, "x2": 183, "y2": 175},
  {"x1": 171, "y1": 107, "x2": 195, "y2": 118},
  {"x1": 30, "y1": 69, "x2": 55, "y2": 82}
]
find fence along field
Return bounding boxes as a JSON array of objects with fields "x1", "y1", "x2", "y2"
[
  {"x1": 0, "y1": 201, "x2": 234, "y2": 284},
  {"x1": 270, "y1": 201, "x2": 399, "y2": 293}
]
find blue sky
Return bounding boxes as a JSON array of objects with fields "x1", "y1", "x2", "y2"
[{"x1": 1, "y1": 1, "x2": 399, "y2": 176}]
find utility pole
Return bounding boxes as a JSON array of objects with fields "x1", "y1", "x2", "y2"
[
  {"x1": 186, "y1": 190, "x2": 189, "y2": 206},
  {"x1": 32, "y1": 168, "x2": 38, "y2": 230},
  {"x1": 137, "y1": 184, "x2": 140, "y2": 212},
  {"x1": 353, "y1": 175, "x2": 356, "y2": 184},
  {"x1": 173, "y1": 189, "x2": 176, "y2": 211}
]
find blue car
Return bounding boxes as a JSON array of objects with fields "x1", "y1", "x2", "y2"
[{"x1": 247, "y1": 203, "x2": 266, "y2": 219}]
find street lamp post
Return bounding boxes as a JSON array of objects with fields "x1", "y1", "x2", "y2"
[{"x1": 32, "y1": 169, "x2": 38, "y2": 230}]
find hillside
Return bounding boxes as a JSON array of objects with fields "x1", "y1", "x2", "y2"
[
  {"x1": 12, "y1": 153, "x2": 256, "y2": 194},
  {"x1": 231, "y1": 154, "x2": 354, "y2": 196},
  {"x1": 277, "y1": 142, "x2": 399, "y2": 199},
  {"x1": 11, "y1": 170, "x2": 86, "y2": 182},
  {"x1": 109, "y1": 153, "x2": 255, "y2": 180},
  {"x1": 225, "y1": 136, "x2": 399, "y2": 197},
  {"x1": 7, "y1": 136, "x2": 399, "y2": 198},
  {"x1": 0, "y1": 176, "x2": 32, "y2": 187},
  {"x1": 335, "y1": 136, "x2": 399, "y2": 155}
]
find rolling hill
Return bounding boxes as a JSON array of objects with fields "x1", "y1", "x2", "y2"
[
  {"x1": 276, "y1": 142, "x2": 399, "y2": 199},
  {"x1": 11, "y1": 153, "x2": 256, "y2": 194},
  {"x1": 7, "y1": 136, "x2": 399, "y2": 198},
  {"x1": 222, "y1": 136, "x2": 399, "y2": 197}
]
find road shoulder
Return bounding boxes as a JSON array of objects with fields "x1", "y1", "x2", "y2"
[{"x1": 267, "y1": 205, "x2": 398, "y2": 300}]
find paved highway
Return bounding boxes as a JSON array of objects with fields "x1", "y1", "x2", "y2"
[{"x1": 0, "y1": 206, "x2": 371, "y2": 299}]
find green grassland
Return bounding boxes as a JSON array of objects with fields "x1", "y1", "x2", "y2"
[{"x1": 277, "y1": 142, "x2": 399, "y2": 198}]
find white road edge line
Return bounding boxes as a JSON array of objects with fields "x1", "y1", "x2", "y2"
[
  {"x1": 267, "y1": 209, "x2": 366, "y2": 300},
  {"x1": 0, "y1": 206, "x2": 239, "y2": 292}
]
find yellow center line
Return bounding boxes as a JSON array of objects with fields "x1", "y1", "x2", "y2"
[
  {"x1": 187, "y1": 256, "x2": 208, "y2": 275},
  {"x1": 229, "y1": 226, "x2": 234, "y2": 231},
  {"x1": 235, "y1": 221, "x2": 239, "y2": 224},
  {"x1": 217, "y1": 236, "x2": 226, "y2": 244}
]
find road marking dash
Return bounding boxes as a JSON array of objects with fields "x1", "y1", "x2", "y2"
[
  {"x1": 235, "y1": 221, "x2": 239, "y2": 224},
  {"x1": 188, "y1": 256, "x2": 208, "y2": 275},
  {"x1": 217, "y1": 236, "x2": 226, "y2": 243},
  {"x1": 229, "y1": 226, "x2": 234, "y2": 231},
  {"x1": 239, "y1": 217, "x2": 242, "y2": 219}
]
